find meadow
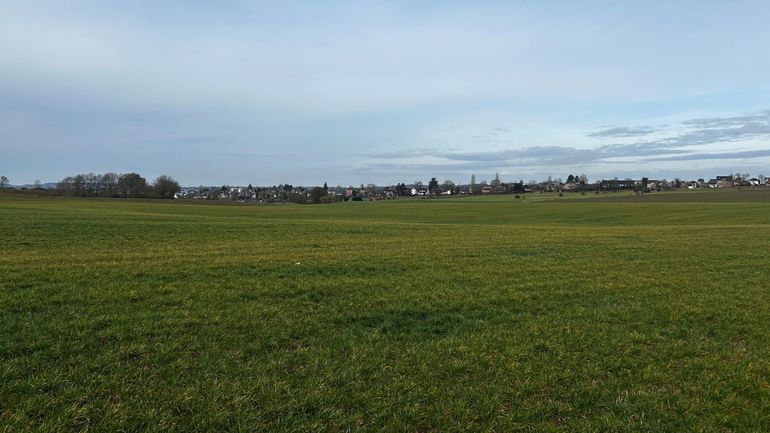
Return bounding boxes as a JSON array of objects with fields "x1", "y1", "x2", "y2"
[{"x1": 2, "y1": 190, "x2": 769, "y2": 432}]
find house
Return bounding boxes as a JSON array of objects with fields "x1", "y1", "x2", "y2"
[
  {"x1": 600, "y1": 179, "x2": 638, "y2": 190},
  {"x1": 481, "y1": 186, "x2": 493, "y2": 194},
  {"x1": 715, "y1": 175, "x2": 734, "y2": 188},
  {"x1": 749, "y1": 178, "x2": 761, "y2": 186},
  {"x1": 410, "y1": 187, "x2": 429, "y2": 196}
]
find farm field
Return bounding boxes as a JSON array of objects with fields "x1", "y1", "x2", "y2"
[{"x1": 2, "y1": 190, "x2": 770, "y2": 432}]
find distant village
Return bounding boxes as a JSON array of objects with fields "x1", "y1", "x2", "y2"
[
  {"x1": 171, "y1": 173, "x2": 770, "y2": 203},
  {"x1": 1, "y1": 172, "x2": 767, "y2": 204}
]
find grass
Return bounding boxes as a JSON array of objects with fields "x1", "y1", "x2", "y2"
[{"x1": 2, "y1": 189, "x2": 770, "y2": 432}]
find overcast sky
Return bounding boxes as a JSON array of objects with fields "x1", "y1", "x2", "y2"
[{"x1": 2, "y1": 1, "x2": 770, "y2": 186}]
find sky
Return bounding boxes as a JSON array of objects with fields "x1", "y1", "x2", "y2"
[{"x1": 2, "y1": 0, "x2": 770, "y2": 186}]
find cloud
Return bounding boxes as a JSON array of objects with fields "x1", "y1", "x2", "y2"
[
  {"x1": 587, "y1": 126, "x2": 659, "y2": 138},
  {"x1": 586, "y1": 111, "x2": 770, "y2": 151},
  {"x1": 367, "y1": 148, "x2": 445, "y2": 159},
  {"x1": 367, "y1": 146, "x2": 605, "y2": 167},
  {"x1": 648, "y1": 115, "x2": 770, "y2": 148},
  {"x1": 470, "y1": 126, "x2": 517, "y2": 143},
  {"x1": 615, "y1": 110, "x2": 770, "y2": 148},
  {"x1": 440, "y1": 146, "x2": 602, "y2": 164},
  {"x1": 645, "y1": 149, "x2": 770, "y2": 162},
  {"x1": 682, "y1": 110, "x2": 770, "y2": 128},
  {"x1": 3, "y1": 2, "x2": 770, "y2": 185},
  {"x1": 364, "y1": 110, "x2": 770, "y2": 171}
]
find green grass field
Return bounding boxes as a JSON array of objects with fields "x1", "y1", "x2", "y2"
[{"x1": 2, "y1": 190, "x2": 770, "y2": 432}]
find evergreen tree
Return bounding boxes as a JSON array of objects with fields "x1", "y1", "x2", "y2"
[{"x1": 428, "y1": 177, "x2": 439, "y2": 195}]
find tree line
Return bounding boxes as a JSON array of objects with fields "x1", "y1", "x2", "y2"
[{"x1": 57, "y1": 172, "x2": 181, "y2": 199}]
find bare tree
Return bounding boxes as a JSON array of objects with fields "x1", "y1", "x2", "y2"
[
  {"x1": 308, "y1": 186, "x2": 326, "y2": 204},
  {"x1": 442, "y1": 180, "x2": 455, "y2": 194},
  {"x1": 153, "y1": 175, "x2": 181, "y2": 199},
  {"x1": 490, "y1": 173, "x2": 502, "y2": 191},
  {"x1": 118, "y1": 173, "x2": 147, "y2": 198},
  {"x1": 72, "y1": 174, "x2": 86, "y2": 196},
  {"x1": 83, "y1": 173, "x2": 100, "y2": 195},
  {"x1": 0, "y1": 176, "x2": 9, "y2": 189},
  {"x1": 57, "y1": 176, "x2": 75, "y2": 196},
  {"x1": 101, "y1": 172, "x2": 120, "y2": 197}
]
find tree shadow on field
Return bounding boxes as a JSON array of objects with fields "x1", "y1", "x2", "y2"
[{"x1": 338, "y1": 307, "x2": 468, "y2": 340}]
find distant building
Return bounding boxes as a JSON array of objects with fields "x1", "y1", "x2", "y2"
[
  {"x1": 410, "y1": 187, "x2": 429, "y2": 196},
  {"x1": 601, "y1": 179, "x2": 638, "y2": 190},
  {"x1": 715, "y1": 176, "x2": 734, "y2": 188}
]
